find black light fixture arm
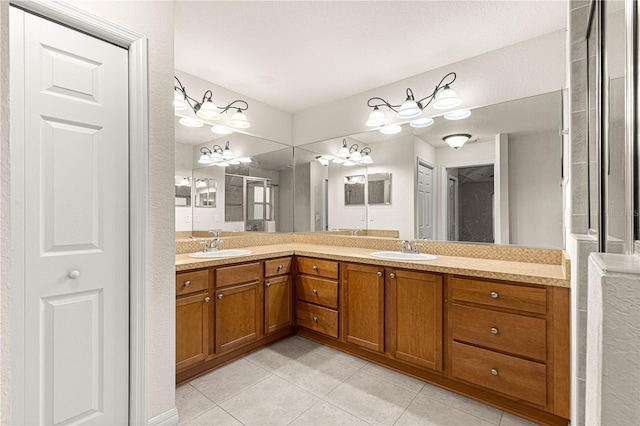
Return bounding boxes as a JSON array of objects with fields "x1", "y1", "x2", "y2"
[
  {"x1": 200, "y1": 145, "x2": 224, "y2": 156},
  {"x1": 175, "y1": 76, "x2": 249, "y2": 114},
  {"x1": 366, "y1": 96, "x2": 401, "y2": 112},
  {"x1": 365, "y1": 71, "x2": 457, "y2": 112},
  {"x1": 348, "y1": 144, "x2": 360, "y2": 154},
  {"x1": 360, "y1": 147, "x2": 372, "y2": 155},
  {"x1": 415, "y1": 71, "x2": 457, "y2": 106}
]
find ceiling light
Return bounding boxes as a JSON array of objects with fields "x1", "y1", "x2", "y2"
[
  {"x1": 337, "y1": 139, "x2": 351, "y2": 158},
  {"x1": 211, "y1": 125, "x2": 233, "y2": 135},
  {"x1": 174, "y1": 90, "x2": 188, "y2": 110},
  {"x1": 443, "y1": 133, "x2": 471, "y2": 149},
  {"x1": 366, "y1": 106, "x2": 389, "y2": 127},
  {"x1": 380, "y1": 124, "x2": 402, "y2": 135},
  {"x1": 179, "y1": 117, "x2": 204, "y2": 128},
  {"x1": 198, "y1": 142, "x2": 247, "y2": 164},
  {"x1": 410, "y1": 117, "x2": 435, "y2": 128},
  {"x1": 444, "y1": 109, "x2": 471, "y2": 120},
  {"x1": 228, "y1": 109, "x2": 251, "y2": 129},
  {"x1": 433, "y1": 85, "x2": 461, "y2": 109},
  {"x1": 366, "y1": 72, "x2": 460, "y2": 125},
  {"x1": 359, "y1": 148, "x2": 373, "y2": 164},
  {"x1": 196, "y1": 99, "x2": 222, "y2": 120}
]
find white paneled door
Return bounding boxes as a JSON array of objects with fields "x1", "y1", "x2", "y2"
[
  {"x1": 416, "y1": 162, "x2": 433, "y2": 240},
  {"x1": 10, "y1": 8, "x2": 129, "y2": 425}
]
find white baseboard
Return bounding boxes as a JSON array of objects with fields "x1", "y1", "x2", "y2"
[{"x1": 147, "y1": 407, "x2": 179, "y2": 426}]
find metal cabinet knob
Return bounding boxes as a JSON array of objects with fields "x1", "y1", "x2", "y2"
[
  {"x1": 490, "y1": 291, "x2": 499, "y2": 299},
  {"x1": 377, "y1": 272, "x2": 383, "y2": 277},
  {"x1": 204, "y1": 297, "x2": 210, "y2": 303},
  {"x1": 278, "y1": 264, "x2": 283, "y2": 270},
  {"x1": 218, "y1": 294, "x2": 223, "y2": 300},
  {"x1": 490, "y1": 327, "x2": 498, "y2": 335},
  {"x1": 312, "y1": 316, "x2": 318, "y2": 322},
  {"x1": 313, "y1": 265, "x2": 318, "y2": 271},
  {"x1": 312, "y1": 289, "x2": 318, "y2": 294},
  {"x1": 491, "y1": 369, "x2": 498, "y2": 376},
  {"x1": 389, "y1": 273, "x2": 396, "y2": 279},
  {"x1": 184, "y1": 280, "x2": 191, "y2": 287},
  {"x1": 68, "y1": 270, "x2": 81, "y2": 279},
  {"x1": 266, "y1": 281, "x2": 271, "y2": 287}
]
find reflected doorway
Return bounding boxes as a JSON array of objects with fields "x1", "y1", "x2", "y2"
[{"x1": 446, "y1": 165, "x2": 494, "y2": 243}]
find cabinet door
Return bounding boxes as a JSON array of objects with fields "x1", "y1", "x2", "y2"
[
  {"x1": 343, "y1": 263, "x2": 385, "y2": 352},
  {"x1": 265, "y1": 275, "x2": 292, "y2": 334},
  {"x1": 176, "y1": 292, "x2": 211, "y2": 371},
  {"x1": 215, "y1": 282, "x2": 262, "y2": 354},
  {"x1": 388, "y1": 269, "x2": 443, "y2": 371}
]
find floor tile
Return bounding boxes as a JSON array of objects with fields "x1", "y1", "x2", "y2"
[
  {"x1": 290, "y1": 400, "x2": 369, "y2": 426},
  {"x1": 325, "y1": 370, "x2": 419, "y2": 425},
  {"x1": 395, "y1": 396, "x2": 495, "y2": 426},
  {"x1": 189, "y1": 358, "x2": 272, "y2": 404},
  {"x1": 272, "y1": 349, "x2": 363, "y2": 397},
  {"x1": 499, "y1": 412, "x2": 539, "y2": 426},
  {"x1": 185, "y1": 406, "x2": 242, "y2": 426},
  {"x1": 288, "y1": 335, "x2": 322, "y2": 350},
  {"x1": 418, "y1": 383, "x2": 503, "y2": 424},
  {"x1": 305, "y1": 344, "x2": 368, "y2": 369},
  {"x1": 244, "y1": 337, "x2": 311, "y2": 371},
  {"x1": 175, "y1": 384, "x2": 216, "y2": 425},
  {"x1": 360, "y1": 362, "x2": 425, "y2": 393},
  {"x1": 220, "y1": 375, "x2": 319, "y2": 425}
]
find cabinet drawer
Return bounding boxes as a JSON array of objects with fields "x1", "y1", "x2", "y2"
[
  {"x1": 452, "y1": 304, "x2": 547, "y2": 361},
  {"x1": 296, "y1": 276, "x2": 338, "y2": 309},
  {"x1": 176, "y1": 270, "x2": 209, "y2": 296},
  {"x1": 450, "y1": 277, "x2": 546, "y2": 315},
  {"x1": 296, "y1": 301, "x2": 338, "y2": 338},
  {"x1": 451, "y1": 342, "x2": 547, "y2": 407},
  {"x1": 215, "y1": 262, "x2": 261, "y2": 288},
  {"x1": 265, "y1": 257, "x2": 292, "y2": 277},
  {"x1": 297, "y1": 257, "x2": 339, "y2": 279}
]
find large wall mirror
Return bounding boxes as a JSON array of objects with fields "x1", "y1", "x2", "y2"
[
  {"x1": 293, "y1": 90, "x2": 564, "y2": 248},
  {"x1": 175, "y1": 123, "x2": 294, "y2": 235}
]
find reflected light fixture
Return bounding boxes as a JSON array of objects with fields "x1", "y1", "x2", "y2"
[
  {"x1": 174, "y1": 76, "x2": 251, "y2": 130},
  {"x1": 330, "y1": 140, "x2": 374, "y2": 165},
  {"x1": 366, "y1": 72, "x2": 461, "y2": 130},
  {"x1": 444, "y1": 109, "x2": 471, "y2": 120},
  {"x1": 198, "y1": 141, "x2": 246, "y2": 165},
  {"x1": 211, "y1": 125, "x2": 233, "y2": 135},
  {"x1": 379, "y1": 124, "x2": 402, "y2": 135},
  {"x1": 443, "y1": 133, "x2": 471, "y2": 149},
  {"x1": 410, "y1": 117, "x2": 435, "y2": 128},
  {"x1": 179, "y1": 117, "x2": 204, "y2": 128}
]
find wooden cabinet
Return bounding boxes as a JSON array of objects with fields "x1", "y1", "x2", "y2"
[
  {"x1": 176, "y1": 269, "x2": 211, "y2": 372},
  {"x1": 342, "y1": 263, "x2": 384, "y2": 352},
  {"x1": 214, "y1": 282, "x2": 262, "y2": 354},
  {"x1": 387, "y1": 269, "x2": 443, "y2": 371},
  {"x1": 295, "y1": 257, "x2": 340, "y2": 338},
  {"x1": 265, "y1": 257, "x2": 293, "y2": 334}
]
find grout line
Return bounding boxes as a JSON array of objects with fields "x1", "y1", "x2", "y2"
[
  {"x1": 320, "y1": 399, "x2": 374, "y2": 425},
  {"x1": 391, "y1": 383, "x2": 422, "y2": 426},
  {"x1": 217, "y1": 404, "x2": 247, "y2": 426},
  {"x1": 285, "y1": 398, "x2": 324, "y2": 426}
]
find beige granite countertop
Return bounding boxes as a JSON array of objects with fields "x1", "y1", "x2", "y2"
[{"x1": 176, "y1": 243, "x2": 570, "y2": 288}]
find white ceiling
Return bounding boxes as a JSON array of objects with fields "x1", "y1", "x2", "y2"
[{"x1": 174, "y1": 0, "x2": 567, "y2": 114}]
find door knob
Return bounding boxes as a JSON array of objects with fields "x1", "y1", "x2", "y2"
[
  {"x1": 278, "y1": 264, "x2": 283, "y2": 270},
  {"x1": 312, "y1": 289, "x2": 318, "y2": 294},
  {"x1": 313, "y1": 265, "x2": 318, "y2": 271},
  {"x1": 184, "y1": 280, "x2": 191, "y2": 287},
  {"x1": 204, "y1": 297, "x2": 211, "y2": 303},
  {"x1": 490, "y1": 291, "x2": 499, "y2": 299},
  {"x1": 377, "y1": 272, "x2": 382, "y2": 277},
  {"x1": 312, "y1": 316, "x2": 318, "y2": 322},
  {"x1": 490, "y1": 327, "x2": 498, "y2": 335},
  {"x1": 68, "y1": 270, "x2": 81, "y2": 279},
  {"x1": 266, "y1": 281, "x2": 271, "y2": 287},
  {"x1": 218, "y1": 294, "x2": 223, "y2": 299},
  {"x1": 389, "y1": 273, "x2": 396, "y2": 279},
  {"x1": 491, "y1": 369, "x2": 498, "y2": 376}
]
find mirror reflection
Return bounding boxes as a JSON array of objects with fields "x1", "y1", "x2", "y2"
[
  {"x1": 344, "y1": 175, "x2": 365, "y2": 205},
  {"x1": 294, "y1": 91, "x2": 563, "y2": 248},
  {"x1": 368, "y1": 172, "x2": 391, "y2": 205}
]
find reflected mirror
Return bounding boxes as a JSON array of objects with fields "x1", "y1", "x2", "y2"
[
  {"x1": 174, "y1": 176, "x2": 191, "y2": 206},
  {"x1": 344, "y1": 175, "x2": 365, "y2": 205},
  {"x1": 368, "y1": 172, "x2": 391, "y2": 205},
  {"x1": 193, "y1": 177, "x2": 216, "y2": 208}
]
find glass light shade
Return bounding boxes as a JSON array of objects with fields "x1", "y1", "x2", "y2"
[
  {"x1": 229, "y1": 160, "x2": 240, "y2": 165},
  {"x1": 343, "y1": 160, "x2": 356, "y2": 166},
  {"x1": 198, "y1": 154, "x2": 212, "y2": 164},
  {"x1": 196, "y1": 100, "x2": 222, "y2": 120},
  {"x1": 179, "y1": 117, "x2": 204, "y2": 128},
  {"x1": 366, "y1": 107, "x2": 389, "y2": 126},
  {"x1": 179, "y1": 177, "x2": 190, "y2": 186},
  {"x1": 228, "y1": 110, "x2": 251, "y2": 128},
  {"x1": 174, "y1": 90, "x2": 187, "y2": 110},
  {"x1": 196, "y1": 179, "x2": 207, "y2": 188},
  {"x1": 211, "y1": 125, "x2": 233, "y2": 135},
  {"x1": 359, "y1": 153, "x2": 373, "y2": 164},
  {"x1": 238, "y1": 157, "x2": 252, "y2": 163},
  {"x1": 316, "y1": 156, "x2": 329, "y2": 166},
  {"x1": 379, "y1": 124, "x2": 402, "y2": 135},
  {"x1": 222, "y1": 147, "x2": 235, "y2": 160},
  {"x1": 433, "y1": 86, "x2": 461, "y2": 109},
  {"x1": 443, "y1": 133, "x2": 471, "y2": 149},
  {"x1": 444, "y1": 109, "x2": 471, "y2": 120},
  {"x1": 410, "y1": 117, "x2": 435, "y2": 128},
  {"x1": 397, "y1": 99, "x2": 422, "y2": 119},
  {"x1": 337, "y1": 145, "x2": 351, "y2": 158},
  {"x1": 349, "y1": 150, "x2": 362, "y2": 161}
]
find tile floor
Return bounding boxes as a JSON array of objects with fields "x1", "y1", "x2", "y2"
[{"x1": 176, "y1": 336, "x2": 538, "y2": 426}]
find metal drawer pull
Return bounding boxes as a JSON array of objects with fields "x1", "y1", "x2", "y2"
[
  {"x1": 389, "y1": 273, "x2": 396, "y2": 279},
  {"x1": 312, "y1": 289, "x2": 318, "y2": 294},
  {"x1": 490, "y1": 291, "x2": 499, "y2": 299},
  {"x1": 218, "y1": 294, "x2": 223, "y2": 299},
  {"x1": 491, "y1": 327, "x2": 498, "y2": 335},
  {"x1": 266, "y1": 281, "x2": 271, "y2": 287},
  {"x1": 377, "y1": 272, "x2": 383, "y2": 277},
  {"x1": 204, "y1": 297, "x2": 210, "y2": 303},
  {"x1": 184, "y1": 280, "x2": 191, "y2": 287},
  {"x1": 313, "y1": 265, "x2": 318, "y2": 271},
  {"x1": 491, "y1": 369, "x2": 498, "y2": 376},
  {"x1": 312, "y1": 316, "x2": 318, "y2": 322}
]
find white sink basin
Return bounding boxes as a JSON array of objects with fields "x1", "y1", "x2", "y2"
[
  {"x1": 189, "y1": 249, "x2": 252, "y2": 259},
  {"x1": 370, "y1": 251, "x2": 437, "y2": 261}
]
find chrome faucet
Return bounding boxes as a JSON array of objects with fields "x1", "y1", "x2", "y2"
[
  {"x1": 208, "y1": 229, "x2": 223, "y2": 251},
  {"x1": 352, "y1": 229, "x2": 362, "y2": 236},
  {"x1": 401, "y1": 240, "x2": 420, "y2": 254}
]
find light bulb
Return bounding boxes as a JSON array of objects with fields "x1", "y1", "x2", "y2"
[
  {"x1": 397, "y1": 98, "x2": 422, "y2": 119},
  {"x1": 444, "y1": 109, "x2": 471, "y2": 120},
  {"x1": 196, "y1": 100, "x2": 222, "y2": 120},
  {"x1": 410, "y1": 117, "x2": 435, "y2": 128},
  {"x1": 228, "y1": 109, "x2": 250, "y2": 128},
  {"x1": 366, "y1": 107, "x2": 389, "y2": 126},
  {"x1": 433, "y1": 85, "x2": 461, "y2": 109},
  {"x1": 179, "y1": 117, "x2": 204, "y2": 128}
]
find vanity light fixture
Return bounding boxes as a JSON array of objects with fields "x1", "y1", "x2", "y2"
[
  {"x1": 410, "y1": 117, "x2": 435, "y2": 128},
  {"x1": 444, "y1": 109, "x2": 471, "y2": 120},
  {"x1": 379, "y1": 124, "x2": 402, "y2": 135},
  {"x1": 174, "y1": 76, "x2": 251, "y2": 129},
  {"x1": 211, "y1": 125, "x2": 233, "y2": 135},
  {"x1": 365, "y1": 72, "x2": 461, "y2": 129},
  {"x1": 175, "y1": 176, "x2": 191, "y2": 186},
  {"x1": 443, "y1": 133, "x2": 471, "y2": 149},
  {"x1": 316, "y1": 156, "x2": 330, "y2": 166},
  {"x1": 198, "y1": 141, "x2": 246, "y2": 165},
  {"x1": 335, "y1": 140, "x2": 374, "y2": 165},
  {"x1": 179, "y1": 117, "x2": 204, "y2": 128}
]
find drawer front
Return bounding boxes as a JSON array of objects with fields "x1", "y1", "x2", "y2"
[
  {"x1": 450, "y1": 277, "x2": 547, "y2": 315},
  {"x1": 452, "y1": 304, "x2": 547, "y2": 361},
  {"x1": 215, "y1": 262, "x2": 261, "y2": 288},
  {"x1": 265, "y1": 257, "x2": 292, "y2": 277},
  {"x1": 296, "y1": 301, "x2": 338, "y2": 338},
  {"x1": 297, "y1": 257, "x2": 339, "y2": 279},
  {"x1": 176, "y1": 269, "x2": 209, "y2": 296},
  {"x1": 296, "y1": 276, "x2": 338, "y2": 309},
  {"x1": 451, "y1": 342, "x2": 547, "y2": 407}
]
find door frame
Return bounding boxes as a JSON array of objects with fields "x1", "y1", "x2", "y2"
[
  {"x1": 447, "y1": 174, "x2": 459, "y2": 241},
  {"x1": 9, "y1": 1, "x2": 148, "y2": 424},
  {"x1": 415, "y1": 158, "x2": 436, "y2": 239}
]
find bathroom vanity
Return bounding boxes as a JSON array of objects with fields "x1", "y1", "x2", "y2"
[{"x1": 175, "y1": 236, "x2": 570, "y2": 426}]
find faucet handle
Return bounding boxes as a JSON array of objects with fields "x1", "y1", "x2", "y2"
[
  {"x1": 208, "y1": 229, "x2": 222, "y2": 238},
  {"x1": 412, "y1": 241, "x2": 420, "y2": 254},
  {"x1": 198, "y1": 241, "x2": 209, "y2": 252},
  {"x1": 401, "y1": 240, "x2": 411, "y2": 253}
]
